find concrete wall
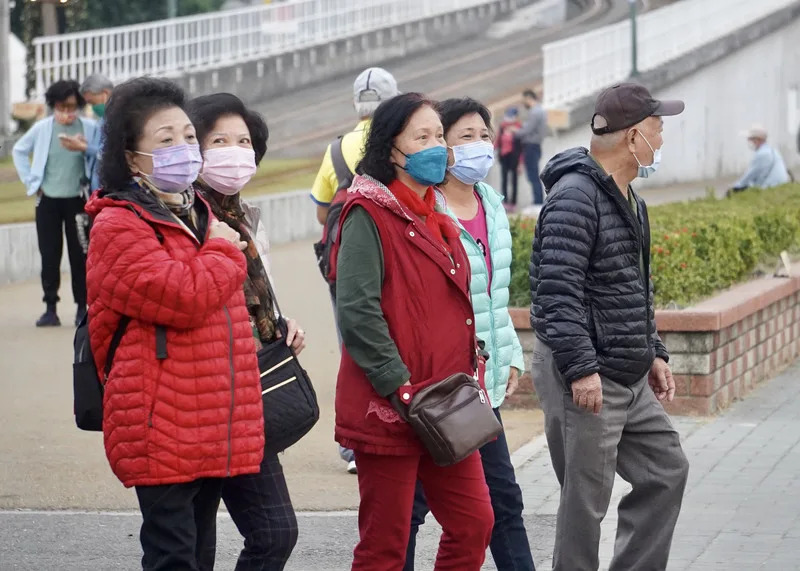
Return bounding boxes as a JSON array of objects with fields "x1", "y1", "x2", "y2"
[
  {"x1": 542, "y1": 5, "x2": 800, "y2": 189},
  {"x1": 169, "y1": 0, "x2": 538, "y2": 105}
]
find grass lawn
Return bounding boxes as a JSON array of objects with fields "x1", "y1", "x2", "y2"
[{"x1": 0, "y1": 157, "x2": 319, "y2": 225}]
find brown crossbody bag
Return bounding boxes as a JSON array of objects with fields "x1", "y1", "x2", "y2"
[{"x1": 392, "y1": 342, "x2": 503, "y2": 466}]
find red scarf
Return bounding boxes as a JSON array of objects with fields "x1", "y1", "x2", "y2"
[{"x1": 389, "y1": 178, "x2": 460, "y2": 253}]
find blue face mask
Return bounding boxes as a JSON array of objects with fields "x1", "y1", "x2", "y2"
[
  {"x1": 448, "y1": 141, "x2": 495, "y2": 185},
  {"x1": 397, "y1": 145, "x2": 448, "y2": 186},
  {"x1": 633, "y1": 130, "x2": 662, "y2": 179}
]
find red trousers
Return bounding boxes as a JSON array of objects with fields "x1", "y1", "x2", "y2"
[{"x1": 351, "y1": 451, "x2": 494, "y2": 571}]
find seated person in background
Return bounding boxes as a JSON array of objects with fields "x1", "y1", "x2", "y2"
[{"x1": 730, "y1": 125, "x2": 790, "y2": 194}]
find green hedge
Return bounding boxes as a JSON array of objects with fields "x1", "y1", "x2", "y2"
[{"x1": 509, "y1": 184, "x2": 800, "y2": 309}]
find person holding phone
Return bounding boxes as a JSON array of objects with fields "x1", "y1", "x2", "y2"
[{"x1": 12, "y1": 79, "x2": 97, "y2": 327}]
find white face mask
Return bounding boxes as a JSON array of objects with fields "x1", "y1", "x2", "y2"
[{"x1": 632, "y1": 130, "x2": 662, "y2": 179}]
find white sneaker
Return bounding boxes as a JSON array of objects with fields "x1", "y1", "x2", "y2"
[{"x1": 347, "y1": 460, "x2": 357, "y2": 474}]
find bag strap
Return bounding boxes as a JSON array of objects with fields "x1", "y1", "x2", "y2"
[
  {"x1": 264, "y1": 274, "x2": 290, "y2": 341},
  {"x1": 104, "y1": 316, "x2": 131, "y2": 381},
  {"x1": 330, "y1": 136, "x2": 354, "y2": 192}
]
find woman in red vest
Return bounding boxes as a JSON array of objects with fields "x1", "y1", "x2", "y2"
[{"x1": 332, "y1": 92, "x2": 494, "y2": 570}]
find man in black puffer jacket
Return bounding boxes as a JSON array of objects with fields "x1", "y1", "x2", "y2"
[{"x1": 530, "y1": 83, "x2": 690, "y2": 571}]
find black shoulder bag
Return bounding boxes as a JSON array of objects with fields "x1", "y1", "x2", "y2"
[{"x1": 257, "y1": 281, "x2": 320, "y2": 454}]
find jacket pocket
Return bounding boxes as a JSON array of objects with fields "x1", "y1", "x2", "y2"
[
  {"x1": 588, "y1": 303, "x2": 606, "y2": 355},
  {"x1": 586, "y1": 303, "x2": 600, "y2": 340}
]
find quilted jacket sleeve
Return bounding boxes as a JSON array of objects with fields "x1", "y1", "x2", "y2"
[
  {"x1": 642, "y1": 200, "x2": 669, "y2": 363},
  {"x1": 649, "y1": 275, "x2": 670, "y2": 362},
  {"x1": 535, "y1": 186, "x2": 600, "y2": 383},
  {"x1": 89, "y1": 207, "x2": 247, "y2": 329}
]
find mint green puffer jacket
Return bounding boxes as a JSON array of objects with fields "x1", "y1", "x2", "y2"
[{"x1": 446, "y1": 182, "x2": 525, "y2": 408}]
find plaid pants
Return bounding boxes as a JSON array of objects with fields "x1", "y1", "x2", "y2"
[{"x1": 221, "y1": 453, "x2": 298, "y2": 570}]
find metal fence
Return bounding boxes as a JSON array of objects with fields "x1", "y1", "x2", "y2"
[
  {"x1": 542, "y1": 0, "x2": 798, "y2": 108},
  {"x1": 33, "y1": 0, "x2": 502, "y2": 99}
]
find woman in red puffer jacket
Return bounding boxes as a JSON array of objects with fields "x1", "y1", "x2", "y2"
[{"x1": 85, "y1": 77, "x2": 264, "y2": 571}]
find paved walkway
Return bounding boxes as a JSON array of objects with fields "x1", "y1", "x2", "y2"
[
  {"x1": 519, "y1": 359, "x2": 800, "y2": 571},
  {"x1": 0, "y1": 238, "x2": 541, "y2": 514},
  {"x1": 3, "y1": 359, "x2": 799, "y2": 569}
]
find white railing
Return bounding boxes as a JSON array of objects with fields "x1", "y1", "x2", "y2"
[
  {"x1": 33, "y1": 0, "x2": 501, "y2": 99},
  {"x1": 542, "y1": 0, "x2": 799, "y2": 108}
]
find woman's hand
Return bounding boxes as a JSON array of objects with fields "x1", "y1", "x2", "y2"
[
  {"x1": 283, "y1": 318, "x2": 306, "y2": 354},
  {"x1": 505, "y1": 367, "x2": 520, "y2": 398},
  {"x1": 209, "y1": 219, "x2": 247, "y2": 251}
]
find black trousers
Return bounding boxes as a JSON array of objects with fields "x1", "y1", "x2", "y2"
[
  {"x1": 135, "y1": 478, "x2": 223, "y2": 571},
  {"x1": 405, "y1": 409, "x2": 536, "y2": 571},
  {"x1": 499, "y1": 154, "x2": 520, "y2": 205},
  {"x1": 221, "y1": 453, "x2": 299, "y2": 571},
  {"x1": 35, "y1": 194, "x2": 86, "y2": 306}
]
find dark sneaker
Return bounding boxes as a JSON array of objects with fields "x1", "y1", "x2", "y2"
[
  {"x1": 75, "y1": 305, "x2": 87, "y2": 327},
  {"x1": 36, "y1": 311, "x2": 61, "y2": 327}
]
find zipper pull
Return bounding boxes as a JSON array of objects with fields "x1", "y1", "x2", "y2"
[{"x1": 479, "y1": 389, "x2": 486, "y2": 404}]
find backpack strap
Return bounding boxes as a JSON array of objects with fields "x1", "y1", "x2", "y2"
[
  {"x1": 330, "y1": 136, "x2": 354, "y2": 192},
  {"x1": 104, "y1": 316, "x2": 131, "y2": 381},
  {"x1": 124, "y1": 205, "x2": 168, "y2": 360}
]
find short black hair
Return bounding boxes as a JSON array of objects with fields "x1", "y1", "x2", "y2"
[
  {"x1": 187, "y1": 93, "x2": 269, "y2": 165},
  {"x1": 356, "y1": 92, "x2": 437, "y2": 186},
  {"x1": 45, "y1": 80, "x2": 85, "y2": 109},
  {"x1": 437, "y1": 97, "x2": 493, "y2": 137},
  {"x1": 523, "y1": 89, "x2": 538, "y2": 100},
  {"x1": 100, "y1": 77, "x2": 187, "y2": 192}
]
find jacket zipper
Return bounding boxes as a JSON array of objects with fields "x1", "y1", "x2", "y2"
[
  {"x1": 458, "y1": 222, "x2": 498, "y2": 391},
  {"x1": 223, "y1": 306, "x2": 235, "y2": 476},
  {"x1": 607, "y1": 185, "x2": 655, "y2": 352}
]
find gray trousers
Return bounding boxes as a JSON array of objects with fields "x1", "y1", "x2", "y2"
[{"x1": 531, "y1": 338, "x2": 689, "y2": 571}]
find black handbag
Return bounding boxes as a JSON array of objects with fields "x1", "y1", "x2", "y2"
[{"x1": 257, "y1": 284, "x2": 319, "y2": 454}]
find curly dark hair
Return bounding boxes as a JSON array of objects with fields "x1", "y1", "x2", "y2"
[
  {"x1": 356, "y1": 92, "x2": 437, "y2": 186},
  {"x1": 45, "y1": 79, "x2": 85, "y2": 109},
  {"x1": 187, "y1": 93, "x2": 269, "y2": 166},
  {"x1": 100, "y1": 78, "x2": 187, "y2": 192},
  {"x1": 437, "y1": 97, "x2": 493, "y2": 137}
]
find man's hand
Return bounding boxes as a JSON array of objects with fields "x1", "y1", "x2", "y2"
[
  {"x1": 649, "y1": 358, "x2": 675, "y2": 402},
  {"x1": 571, "y1": 373, "x2": 603, "y2": 414},
  {"x1": 505, "y1": 367, "x2": 520, "y2": 398},
  {"x1": 59, "y1": 134, "x2": 88, "y2": 153}
]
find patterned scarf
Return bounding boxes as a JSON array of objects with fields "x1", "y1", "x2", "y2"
[
  {"x1": 141, "y1": 179, "x2": 196, "y2": 218},
  {"x1": 198, "y1": 182, "x2": 278, "y2": 344}
]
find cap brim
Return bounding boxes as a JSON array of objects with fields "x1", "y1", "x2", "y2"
[{"x1": 652, "y1": 99, "x2": 684, "y2": 116}]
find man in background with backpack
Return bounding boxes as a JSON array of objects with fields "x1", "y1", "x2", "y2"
[{"x1": 310, "y1": 66, "x2": 399, "y2": 474}]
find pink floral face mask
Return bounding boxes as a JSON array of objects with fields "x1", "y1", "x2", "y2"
[{"x1": 200, "y1": 146, "x2": 257, "y2": 195}]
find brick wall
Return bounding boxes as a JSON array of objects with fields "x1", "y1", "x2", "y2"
[
  {"x1": 661, "y1": 288, "x2": 800, "y2": 415},
  {"x1": 505, "y1": 277, "x2": 800, "y2": 415}
]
